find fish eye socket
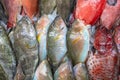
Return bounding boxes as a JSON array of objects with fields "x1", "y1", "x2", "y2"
[{"x1": 107, "y1": 0, "x2": 117, "y2": 6}]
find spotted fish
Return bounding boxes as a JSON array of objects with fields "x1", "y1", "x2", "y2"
[{"x1": 14, "y1": 16, "x2": 38, "y2": 80}]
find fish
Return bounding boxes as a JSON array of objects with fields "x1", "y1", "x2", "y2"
[
  {"x1": 94, "y1": 27, "x2": 113, "y2": 54},
  {"x1": 86, "y1": 51, "x2": 118, "y2": 80},
  {"x1": 36, "y1": 14, "x2": 56, "y2": 62},
  {"x1": 67, "y1": 19, "x2": 90, "y2": 65},
  {"x1": 89, "y1": 26, "x2": 119, "y2": 79},
  {"x1": 33, "y1": 60, "x2": 53, "y2": 80},
  {"x1": 14, "y1": 16, "x2": 39, "y2": 80},
  {"x1": 21, "y1": 0, "x2": 39, "y2": 19},
  {"x1": 47, "y1": 16, "x2": 67, "y2": 71},
  {"x1": 14, "y1": 62, "x2": 25, "y2": 80},
  {"x1": 73, "y1": 0, "x2": 106, "y2": 25},
  {"x1": 100, "y1": 0, "x2": 120, "y2": 29},
  {"x1": 0, "y1": 25, "x2": 16, "y2": 80},
  {"x1": 39, "y1": 0, "x2": 56, "y2": 15},
  {"x1": 54, "y1": 61, "x2": 74, "y2": 80},
  {"x1": 73, "y1": 63, "x2": 88, "y2": 80},
  {"x1": 1, "y1": 0, "x2": 21, "y2": 28}
]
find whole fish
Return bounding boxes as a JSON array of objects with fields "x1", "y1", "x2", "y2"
[
  {"x1": 54, "y1": 60, "x2": 74, "y2": 80},
  {"x1": 56, "y1": 0, "x2": 73, "y2": 20},
  {"x1": 67, "y1": 19, "x2": 90, "y2": 65},
  {"x1": 0, "y1": 25, "x2": 16, "y2": 80},
  {"x1": 39, "y1": 0, "x2": 56, "y2": 15},
  {"x1": 14, "y1": 16, "x2": 38, "y2": 80},
  {"x1": 36, "y1": 14, "x2": 56, "y2": 62},
  {"x1": 47, "y1": 16, "x2": 67, "y2": 71},
  {"x1": 87, "y1": 27, "x2": 119, "y2": 80},
  {"x1": 67, "y1": 19, "x2": 90, "y2": 80},
  {"x1": 34, "y1": 60, "x2": 53, "y2": 80},
  {"x1": 73, "y1": 63, "x2": 88, "y2": 80}
]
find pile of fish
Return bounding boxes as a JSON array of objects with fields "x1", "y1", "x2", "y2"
[{"x1": 0, "y1": 0, "x2": 120, "y2": 80}]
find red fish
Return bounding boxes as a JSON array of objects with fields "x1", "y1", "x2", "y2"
[
  {"x1": 74, "y1": 0, "x2": 106, "y2": 25},
  {"x1": 2, "y1": 0, "x2": 21, "y2": 28},
  {"x1": 88, "y1": 26, "x2": 119, "y2": 79},
  {"x1": 86, "y1": 51, "x2": 118, "y2": 80},
  {"x1": 2, "y1": 0, "x2": 39, "y2": 29},
  {"x1": 21, "y1": 0, "x2": 39, "y2": 19},
  {"x1": 100, "y1": 0, "x2": 120, "y2": 29},
  {"x1": 94, "y1": 27, "x2": 113, "y2": 54}
]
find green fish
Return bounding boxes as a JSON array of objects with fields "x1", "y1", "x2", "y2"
[
  {"x1": 54, "y1": 60, "x2": 74, "y2": 80},
  {"x1": 73, "y1": 63, "x2": 88, "y2": 80},
  {"x1": 0, "y1": 25, "x2": 16, "y2": 80},
  {"x1": 47, "y1": 16, "x2": 67, "y2": 71},
  {"x1": 34, "y1": 60, "x2": 53, "y2": 80},
  {"x1": 36, "y1": 14, "x2": 56, "y2": 62},
  {"x1": 14, "y1": 16, "x2": 38, "y2": 80},
  {"x1": 67, "y1": 19, "x2": 90, "y2": 65}
]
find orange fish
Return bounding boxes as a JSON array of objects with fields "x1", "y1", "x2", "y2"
[{"x1": 21, "y1": 0, "x2": 39, "y2": 19}]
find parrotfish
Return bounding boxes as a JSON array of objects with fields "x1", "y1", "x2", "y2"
[
  {"x1": 67, "y1": 19, "x2": 90, "y2": 65},
  {"x1": 14, "y1": 16, "x2": 38, "y2": 80},
  {"x1": 47, "y1": 16, "x2": 67, "y2": 71},
  {"x1": 34, "y1": 60, "x2": 53, "y2": 80}
]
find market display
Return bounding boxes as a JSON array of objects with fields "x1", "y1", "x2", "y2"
[{"x1": 0, "y1": 0, "x2": 120, "y2": 80}]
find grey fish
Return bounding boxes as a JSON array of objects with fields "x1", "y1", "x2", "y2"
[
  {"x1": 0, "y1": 25, "x2": 16, "y2": 80},
  {"x1": 67, "y1": 19, "x2": 90, "y2": 65},
  {"x1": 54, "y1": 61, "x2": 74, "y2": 80},
  {"x1": 33, "y1": 60, "x2": 53, "y2": 80},
  {"x1": 39, "y1": 0, "x2": 56, "y2": 15},
  {"x1": 14, "y1": 16, "x2": 38, "y2": 80},
  {"x1": 73, "y1": 63, "x2": 88, "y2": 80},
  {"x1": 36, "y1": 14, "x2": 56, "y2": 62},
  {"x1": 56, "y1": 0, "x2": 73, "y2": 20},
  {"x1": 47, "y1": 16, "x2": 67, "y2": 71}
]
